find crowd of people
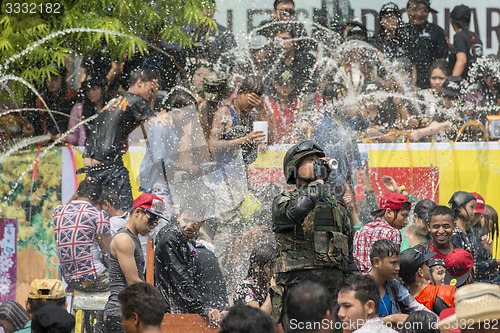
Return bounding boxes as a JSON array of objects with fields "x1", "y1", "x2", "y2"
[
  {"x1": 2, "y1": 0, "x2": 500, "y2": 147},
  {"x1": 2, "y1": 0, "x2": 500, "y2": 332}
]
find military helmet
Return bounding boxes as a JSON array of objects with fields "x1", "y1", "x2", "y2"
[
  {"x1": 283, "y1": 140, "x2": 325, "y2": 184},
  {"x1": 448, "y1": 191, "x2": 476, "y2": 211}
]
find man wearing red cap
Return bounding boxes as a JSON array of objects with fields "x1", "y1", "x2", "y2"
[
  {"x1": 354, "y1": 192, "x2": 411, "y2": 273},
  {"x1": 104, "y1": 193, "x2": 167, "y2": 333},
  {"x1": 444, "y1": 249, "x2": 474, "y2": 288}
]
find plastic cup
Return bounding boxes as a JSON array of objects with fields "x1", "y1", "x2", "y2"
[{"x1": 253, "y1": 121, "x2": 268, "y2": 144}]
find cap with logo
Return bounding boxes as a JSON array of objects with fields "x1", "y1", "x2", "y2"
[
  {"x1": 399, "y1": 248, "x2": 437, "y2": 285},
  {"x1": 450, "y1": 5, "x2": 471, "y2": 23},
  {"x1": 471, "y1": 192, "x2": 488, "y2": 215},
  {"x1": 444, "y1": 249, "x2": 473, "y2": 288},
  {"x1": 133, "y1": 193, "x2": 168, "y2": 220},
  {"x1": 28, "y1": 279, "x2": 66, "y2": 300},
  {"x1": 428, "y1": 257, "x2": 445, "y2": 268},
  {"x1": 371, "y1": 192, "x2": 411, "y2": 216}
]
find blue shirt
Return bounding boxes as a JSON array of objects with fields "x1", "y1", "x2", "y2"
[{"x1": 379, "y1": 292, "x2": 393, "y2": 317}]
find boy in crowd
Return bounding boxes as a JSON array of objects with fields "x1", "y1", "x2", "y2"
[
  {"x1": 428, "y1": 258, "x2": 446, "y2": 285},
  {"x1": 118, "y1": 282, "x2": 164, "y2": 333},
  {"x1": 219, "y1": 304, "x2": 275, "y2": 333},
  {"x1": 286, "y1": 281, "x2": 336, "y2": 333},
  {"x1": 449, "y1": 191, "x2": 476, "y2": 255},
  {"x1": 104, "y1": 193, "x2": 166, "y2": 333},
  {"x1": 53, "y1": 179, "x2": 110, "y2": 292},
  {"x1": 401, "y1": 0, "x2": 448, "y2": 89},
  {"x1": 31, "y1": 304, "x2": 75, "y2": 333},
  {"x1": 0, "y1": 300, "x2": 29, "y2": 333},
  {"x1": 154, "y1": 199, "x2": 228, "y2": 321},
  {"x1": 354, "y1": 193, "x2": 411, "y2": 273},
  {"x1": 81, "y1": 69, "x2": 161, "y2": 210},
  {"x1": 18, "y1": 279, "x2": 69, "y2": 333},
  {"x1": 338, "y1": 275, "x2": 398, "y2": 332},
  {"x1": 443, "y1": 248, "x2": 474, "y2": 288},
  {"x1": 399, "y1": 248, "x2": 456, "y2": 315},
  {"x1": 368, "y1": 239, "x2": 429, "y2": 326},
  {"x1": 414, "y1": 206, "x2": 457, "y2": 259}
]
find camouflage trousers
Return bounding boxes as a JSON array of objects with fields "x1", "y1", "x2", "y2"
[{"x1": 270, "y1": 268, "x2": 344, "y2": 329}]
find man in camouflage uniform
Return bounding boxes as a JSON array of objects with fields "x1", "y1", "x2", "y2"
[{"x1": 271, "y1": 140, "x2": 357, "y2": 326}]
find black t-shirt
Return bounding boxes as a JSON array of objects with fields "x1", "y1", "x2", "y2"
[
  {"x1": 372, "y1": 35, "x2": 408, "y2": 60},
  {"x1": 401, "y1": 22, "x2": 448, "y2": 89},
  {"x1": 193, "y1": 245, "x2": 229, "y2": 311},
  {"x1": 83, "y1": 92, "x2": 153, "y2": 162},
  {"x1": 449, "y1": 30, "x2": 483, "y2": 79}
]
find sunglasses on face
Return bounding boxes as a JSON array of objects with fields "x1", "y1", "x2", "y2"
[
  {"x1": 145, "y1": 212, "x2": 160, "y2": 227},
  {"x1": 277, "y1": 8, "x2": 295, "y2": 16}
]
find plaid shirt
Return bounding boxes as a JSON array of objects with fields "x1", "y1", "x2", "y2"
[{"x1": 353, "y1": 218, "x2": 402, "y2": 273}]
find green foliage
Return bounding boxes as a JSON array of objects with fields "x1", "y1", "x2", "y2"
[{"x1": 0, "y1": 0, "x2": 216, "y2": 101}]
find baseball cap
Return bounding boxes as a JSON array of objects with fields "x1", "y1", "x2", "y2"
[
  {"x1": 444, "y1": 249, "x2": 473, "y2": 288},
  {"x1": 408, "y1": 0, "x2": 438, "y2": 14},
  {"x1": 428, "y1": 257, "x2": 445, "y2": 268},
  {"x1": 441, "y1": 76, "x2": 462, "y2": 98},
  {"x1": 28, "y1": 279, "x2": 66, "y2": 300},
  {"x1": 450, "y1": 5, "x2": 471, "y2": 23},
  {"x1": 471, "y1": 192, "x2": 488, "y2": 215},
  {"x1": 399, "y1": 248, "x2": 436, "y2": 284},
  {"x1": 371, "y1": 192, "x2": 411, "y2": 216},
  {"x1": 380, "y1": 2, "x2": 400, "y2": 17},
  {"x1": 438, "y1": 308, "x2": 461, "y2": 333},
  {"x1": 133, "y1": 193, "x2": 168, "y2": 220}
]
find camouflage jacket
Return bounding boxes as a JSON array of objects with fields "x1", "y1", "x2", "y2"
[{"x1": 272, "y1": 181, "x2": 354, "y2": 273}]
